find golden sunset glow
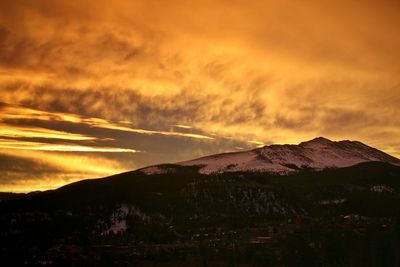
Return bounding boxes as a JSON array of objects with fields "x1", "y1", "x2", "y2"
[
  {"x1": 0, "y1": 148, "x2": 128, "y2": 192},
  {"x1": 0, "y1": 0, "x2": 399, "y2": 192},
  {"x1": 0, "y1": 124, "x2": 96, "y2": 140},
  {"x1": 0, "y1": 139, "x2": 139, "y2": 153}
]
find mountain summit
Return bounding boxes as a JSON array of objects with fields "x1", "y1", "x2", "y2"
[{"x1": 172, "y1": 137, "x2": 400, "y2": 174}]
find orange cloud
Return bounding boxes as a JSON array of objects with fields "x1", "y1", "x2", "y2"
[
  {"x1": 0, "y1": 139, "x2": 138, "y2": 153},
  {"x1": 0, "y1": 103, "x2": 215, "y2": 140},
  {"x1": 0, "y1": 123, "x2": 95, "y2": 140},
  {"x1": 0, "y1": 148, "x2": 131, "y2": 192},
  {"x1": 0, "y1": 0, "x2": 399, "y2": 191}
]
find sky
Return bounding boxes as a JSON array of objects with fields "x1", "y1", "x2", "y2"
[{"x1": 0, "y1": 0, "x2": 399, "y2": 192}]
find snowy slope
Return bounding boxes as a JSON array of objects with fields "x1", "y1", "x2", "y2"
[{"x1": 178, "y1": 137, "x2": 400, "y2": 174}]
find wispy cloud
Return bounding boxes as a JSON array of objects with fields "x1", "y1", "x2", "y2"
[
  {"x1": 84, "y1": 119, "x2": 214, "y2": 140},
  {"x1": 0, "y1": 148, "x2": 130, "y2": 192},
  {"x1": 173, "y1": 124, "x2": 192, "y2": 129},
  {"x1": 0, "y1": 123, "x2": 95, "y2": 140},
  {"x1": 0, "y1": 103, "x2": 215, "y2": 140},
  {"x1": 0, "y1": 139, "x2": 138, "y2": 152}
]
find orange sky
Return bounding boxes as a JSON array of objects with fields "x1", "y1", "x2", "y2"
[{"x1": 0, "y1": 0, "x2": 400, "y2": 192}]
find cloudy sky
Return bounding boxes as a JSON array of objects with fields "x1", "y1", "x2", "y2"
[{"x1": 1, "y1": 0, "x2": 399, "y2": 192}]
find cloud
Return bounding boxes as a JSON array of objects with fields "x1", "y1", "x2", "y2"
[
  {"x1": 0, "y1": 139, "x2": 139, "y2": 153},
  {"x1": 0, "y1": 0, "x2": 399, "y2": 191},
  {"x1": 0, "y1": 102, "x2": 215, "y2": 140},
  {"x1": 0, "y1": 123, "x2": 95, "y2": 140},
  {"x1": 0, "y1": 149, "x2": 130, "y2": 192}
]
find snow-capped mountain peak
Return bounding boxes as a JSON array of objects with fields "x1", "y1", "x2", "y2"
[
  {"x1": 299, "y1": 136, "x2": 336, "y2": 148},
  {"x1": 176, "y1": 137, "x2": 400, "y2": 175}
]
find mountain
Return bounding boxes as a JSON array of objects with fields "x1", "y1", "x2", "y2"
[
  {"x1": 143, "y1": 137, "x2": 400, "y2": 174},
  {"x1": 1, "y1": 137, "x2": 400, "y2": 266}
]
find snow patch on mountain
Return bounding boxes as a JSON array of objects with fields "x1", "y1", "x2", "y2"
[
  {"x1": 180, "y1": 150, "x2": 292, "y2": 174},
  {"x1": 179, "y1": 137, "x2": 400, "y2": 174},
  {"x1": 140, "y1": 165, "x2": 176, "y2": 175},
  {"x1": 102, "y1": 204, "x2": 157, "y2": 235},
  {"x1": 141, "y1": 166, "x2": 168, "y2": 175},
  {"x1": 103, "y1": 204, "x2": 129, "y2": 235},
  {"x1": 370, "y1": 185, "x2": 395, "y2": 193},
  {"x1": 106, "y1": 219, "x2": 127, "y2": 235},
  {"x1": 320, "y1": 198, "x2": 346, "y2": 205}
]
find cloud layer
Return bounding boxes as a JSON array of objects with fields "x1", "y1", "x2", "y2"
[{"x1": 0, "y1": 0, "x2": 399, "y2": 191}]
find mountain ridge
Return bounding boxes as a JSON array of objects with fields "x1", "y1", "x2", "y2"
[
  {"x1": 1, "y1": 138, "x2": 400, "y2": 266},
  {"x1": 141, "y1": 137, "x2": 400, "y2": 175}
]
